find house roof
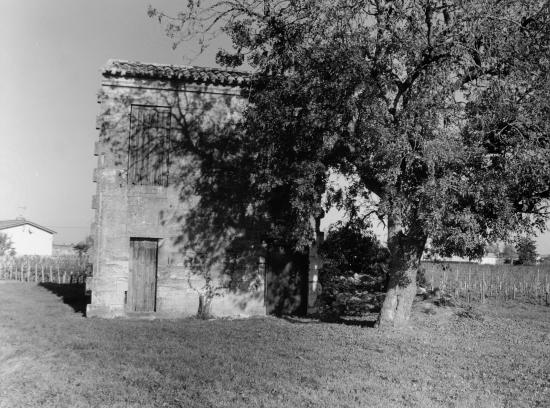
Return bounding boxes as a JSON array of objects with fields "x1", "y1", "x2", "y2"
[
  {"x1": 102, "y1": 59, "x2": 251, "y2": 87},
  {"x1": 0, "y1": 219, "x2": 56, "y2": 235}
]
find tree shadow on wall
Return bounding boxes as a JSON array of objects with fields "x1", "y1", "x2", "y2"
[
  {"x1": 166, "y1": 88, "x2": 267, "y2": 315},
  {"x1": 149, "y1": 87, "x2": 310, "y2": 316},
  {"x1": 100, "y1": 82, "x2": 310, "y2": 316}
]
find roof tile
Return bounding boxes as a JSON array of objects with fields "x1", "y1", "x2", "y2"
[{"x1": 103, "y1": 60, "x2": 251, "y2": 87}]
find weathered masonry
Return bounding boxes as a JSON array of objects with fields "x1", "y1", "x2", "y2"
[{"x1": 87, "y1": 60, "x2": 323, "y2": 318}]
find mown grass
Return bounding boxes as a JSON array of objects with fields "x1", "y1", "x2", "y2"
[{"x1": 0, "y1": 282, "x2": 549, "y2": 408}]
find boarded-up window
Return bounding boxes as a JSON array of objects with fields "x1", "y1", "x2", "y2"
[{"x1": 128, "y1": 105, "x2": 171, "y2": 186}]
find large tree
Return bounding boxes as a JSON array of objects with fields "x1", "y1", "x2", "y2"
[{"x1": 151, "y1": 0, "x2": 550, "y2": 327}]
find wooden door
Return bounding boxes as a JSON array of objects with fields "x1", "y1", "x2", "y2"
[
  {"x1": 128, "y1": 238, "x2": 158, "y2": 312},
  {"x1": 265, "y1": 248, "x2": 309, "y2": 316}
]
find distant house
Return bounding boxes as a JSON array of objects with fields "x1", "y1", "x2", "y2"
[
  {"x1": 479, "y1": 252, "x2": 505, "y2": 265},
  {"x1": 422, "y1": 252, "x2": 505, "y2": 265},
  {"x1": 0, "y1": 218, "x2": 55, "y2": 256}
]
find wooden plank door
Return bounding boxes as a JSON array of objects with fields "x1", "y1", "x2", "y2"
[
  {"x1": 265, "y1": 249, "x2": 309, "y2": 316},
  {"x1": 128, "y1": 238, "x2": 158, "y2": 312}
]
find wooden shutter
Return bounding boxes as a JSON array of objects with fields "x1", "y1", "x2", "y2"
[{"x1": 128, "y1": 105, "x2": 170, "y2": 186}]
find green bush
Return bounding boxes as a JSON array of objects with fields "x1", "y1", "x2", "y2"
[{"x1": 318, "y1": 221, "x2": 389, "y2": 316}]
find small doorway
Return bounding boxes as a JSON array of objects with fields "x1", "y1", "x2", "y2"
[
  {"x1": 128, "y1": 238, "x2": 158, "y2": 312},
  {"x1": 265, "y1": 248, "x2": 309, "y2": 316}
]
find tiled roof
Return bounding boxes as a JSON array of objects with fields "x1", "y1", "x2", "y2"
[
  {"x1": 102, "y1": 59, "x2": 251, "y2": 87},
  {"x1": 0, "y1": 219, "x2": 56, "y2": 234}
]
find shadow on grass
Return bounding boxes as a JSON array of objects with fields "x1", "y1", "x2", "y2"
[
  {"x1": 39, "y1": 283, "x2": 90, "y2": 316},
  {"x1": 283, "y1": 314, "x2": 377, "y2": 328}
]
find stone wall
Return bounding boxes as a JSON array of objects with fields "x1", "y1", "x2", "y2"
[{"x1": 87, "y1": 73, "x2": 265, "y2": 318}]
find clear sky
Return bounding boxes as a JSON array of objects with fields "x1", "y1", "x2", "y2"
[
  {"x1": 1, "y1": 0, "x2": 550, "y2": 253},
  {"x1": 0, "y1": 0, "x2": 217, "y2": 244}
]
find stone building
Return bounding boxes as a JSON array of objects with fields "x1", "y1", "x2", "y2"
[{"x1": 87, "y1": 60, "x2": 322, "y2": 318}]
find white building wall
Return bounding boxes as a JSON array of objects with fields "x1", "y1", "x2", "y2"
[
  {"x1": 480, "y1": 255, "x2": 504, "y2": 265},
  {"x1": 321, "y1": 207, "x2": 387, "y2": 245},
  {"x1": 1, "y1": 225, "x2": 53, "y2": 256},
  {"x1": 320, "y1": 171, "x2": 388, "y2": 246}
]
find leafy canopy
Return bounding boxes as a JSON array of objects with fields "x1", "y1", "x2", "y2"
[
  {"x1": 151, "y1": 0, "x2": 550, "y2": 257},
  {"x1": 516, "y1": 236, "x2": 538, "y2": 265},
  {"x1": 319, "y1": 219, "x2": 389, "y2": 280}
]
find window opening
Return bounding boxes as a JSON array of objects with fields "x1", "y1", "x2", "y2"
[{"x1": 128, "y1": 105, "x2": 171, "y2": 186}]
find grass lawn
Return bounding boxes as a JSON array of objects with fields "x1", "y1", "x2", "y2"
[{"x1": 0, "y1": 282, "x2": 549, "y2": 408}]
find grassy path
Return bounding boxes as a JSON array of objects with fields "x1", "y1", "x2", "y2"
[{"x1": 0, "y1": 282, "x2": 548, "y2": 407}]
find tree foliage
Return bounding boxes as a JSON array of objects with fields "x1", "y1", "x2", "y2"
[
  {"x1": 317, "y1": 220, "x2": 389, "y2": 316},
  {"x1": 151, "y1": 0, "x2": 550, "y2": 326},
  {"x1": 319, "y1": 220, "x2": 389, "y2": 284},
  {"x1": 0, "y1": 233, "x2": 15, "y2": 256},
  {"x1": 516, "y1": 237, "x2": 538, "y2": 265},
  {"x1": 73, "y1": 235, "x2": 93, "y2": 258}
]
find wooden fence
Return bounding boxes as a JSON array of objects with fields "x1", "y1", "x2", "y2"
[
  {"x1": 0, "y1": 255, "x2": 90, "y2": 284},
  {"x1": 421, "y1": 262, "x2": 550, "y2": 305}
]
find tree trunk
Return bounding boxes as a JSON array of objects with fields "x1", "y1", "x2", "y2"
[
  {"x1": 197, "y1": 293, "x2": 213, "y2": 319},
  {"x1": 377, "y1": 215, "x2": 426, "y2": 329}
]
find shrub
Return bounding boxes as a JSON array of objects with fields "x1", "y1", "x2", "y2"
[
  {"x1": 317, "y1": 221, "x2": 389, "y2": 316},
  {"x1": 516, "y1": 237, "x2": 538, "y2": 265}
]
